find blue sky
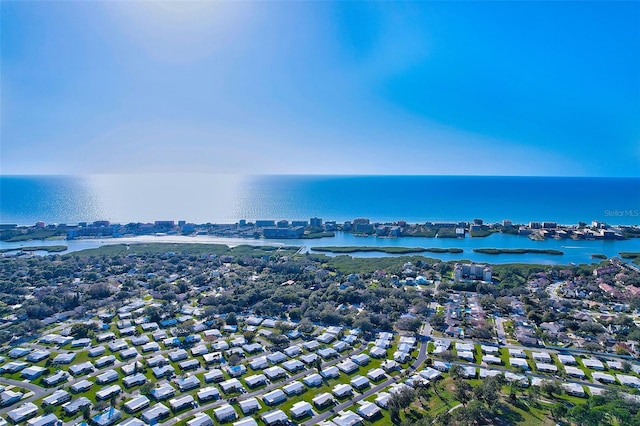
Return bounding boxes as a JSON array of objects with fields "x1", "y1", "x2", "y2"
[{"x1": 2, "y1": 1, "x2": 639, "y2": 176}]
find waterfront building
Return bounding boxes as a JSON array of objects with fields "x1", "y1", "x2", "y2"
[{"x1": 454, "y1": 263, "x2": 492, "y2": 282}]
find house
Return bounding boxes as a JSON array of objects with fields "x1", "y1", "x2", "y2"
[
  {"x1": 264, "y1": 366, "x2": 287, "y2": 380},
  {"x1": 351, "y1": 354, "x2": 370, "y2": 366},
  {"x1": 382, "y1": 360, "x2": 401, "y2": 372},
  {"x1": 302, "y1": 340, "x2": 321, "y2": 351},
  {"x1": 241, "y1": 343, "x2": 263, "y2": 355},
  {"x1": 203, "y1": 352, "x2": 223, "y2": 364},
  {"x1": 214, "y1": 404, "x2": 238, "y2": 422},
  {"x1": 332, "y1": 384, "x2": 354, "y2": 398},
  {"x1": 312, "y1": 392, "x2": 334, "y2": 409},
  {"x1": 266, "y1": 351, "x2": 287, "y2": 364},
  {"x1": 97, "y1": 370, "x2": 119, "y2": 385},
  {"x1": 152, "y1": 364, "x2": 175, "y2": 378},
  {"x1": 290, "y1": 401, "x2": 312, "y2": 419},
  {"x1": 204, "y1": 369, "x2": 224, "y2": 383},
  {"x1": 61, "y1": 397, "x2": 91, "y2": 415},
  {"x1": 95, "y1": 355, "x2": 116, "y2": 368},
  {"x1": 191, "y1": 345, "x2": 209, "y2": 357},
  {"x1": 250, "y1": 356, "x2": 269, "y2": 370},
  {"x1": 147, "y1": 355, "x2": 169, "y2": 367},
  {"x1": 131, "y1": 335, "x2": 150, "y2": 346},
  {"x1": 108, "y1": 340, "x2": 128, "y2": 352},
  {"x1": 21, "y1": 366, "x2": 47, "y2": 380},
  {"x1": 92, "y1": 408, "x2": 122, "y2": 426},
  {"x1": 321, "y1": 366, "x2": 340, "y2": 379},
  {"x1": 318, "y1": 348, "x2": 339, "y2": 359},
  {"x1": 0, "y1": 390, "x2": 23, "y2": 407},
  {"x1": 239, "y1": 398, "x2": 260, "y2": 415},
  {"x1": 261, "y1": 409, "x2": 288, "y2": 426},
  {"x1": 536, "y1": 363, "x2": 557, "y2": 373},
  {"x1": 219, "y1": 378, "x2": 243, "y2": 394},
  {"x1": 262, "y1": 389, "x2": 286, "y2": 405},
  {"x1": 70, "y1": 361, "x2": 94, "y2": 376},
  {"x1": 96, "y1": 385, "x2": 122, "y2": 400},
  {"x1": 8, "y1": 348, "x2": 31, "y2": 358},
  {"x1": 509, "y1": 358, "x2": 529, "y2": 370},
  {"x1": 562, "y1": 383, "x2": 586, "y2": 397},
  {"x1": 142, "y1": 342, "x2": 160, "y2": 353},
  {"x1": 303, "y1": 373, "x2": 323, "y2": 387},
  {"x1": 369, "y1": 347, "x2": 387, "y2": 358},
  {"x1": 483, "y1": 355, "x2": 501, "y2": 365},
  {"x1": 592, "y1": 372, "x2": 615, "y2": 383},
  {"x1": 88, "y1": 346, "x2": 106, "y2": 357},
  {"x1": 43, "y1": 370, "x2": 69, "y2": 386},
  {"x1": 282, "y1": 359, "x2": 305, "y2": 373},
  {"x1": 176, "y1": 376, "x2": 200, "y2": 392},
  {"x1": 124, "y1": 395, "x2": 150, "y2": 413},
  {"x1": 300, "y1": 353, "x2": 319, "y2": 365},
  {"x1": 367, "y1": 368, "x2": 386, "y2": 382},
  {"x1": 1, "y1": 361, "x2": 27, "y2": 374},
  {"x1": 531, "y1": 352, "x2": 551, "y2": 362},
  {"x1": 337, "y1": 360, "x2": 358, "y2": 374},
  {"x1": 508, "y1": 348, "x2": 526, "y2": 358},
  {"x1": 226, "y1": 364, "x2": 247, "y2": 377},
  {"x1": 282, "y1": 381, "x2": 305, "y2": 396},
  {"x1": 375, "y1": 392, "x2": 391, "y2": 408},
  {"x1": 123, "y1": 373, "x2": 146, "y2": 388},
  {"x1": 460, "y1": 366, "x2": 477, "y2": 378},
  {"x1": 7, "y1": 402, "x2": 38, "y2": 423},
  {"x1": 27, "y1": 413, "x2": 59, "y2": 426},
  {"x1": 169, "y1": 349, "x2": 188, "y2": 362},
  {"x1": 187, "y1": 414, "x2": 213, "y2": 426},
  {"x1": 70, "y1": 380, "x2": 92, "y2": 393},
  {"x1": 357, "y1": 401, "x2": 381, "y2": 420},
  {"x1": 141, "y1": 403, "x2": 170, "y2": 424},
  {"x1": 332, "y1": 411, "x2": 364, "y2": 426},
  {"x1": 178, "y1": 359, "x2": 200, "y2": 371},
  {"x1": 43, "y1": 390, "x2": 71, "y2": 406},
  {"x1": 169, "y1": 395, "x2": 195, "y2": 412},
  {"x1": 197, "y1": 386, "x2": 220, "y2": 402},
  {"x1": 150, "y1": 384, "x2": 176, "y2": 401},
  {"x1": 71, "y1": 338, "x2": 92, "y2": 347},
  {"x1": 617, "y1": 374, "x2": 640, "y2": 387},
  {"x1": 284, "y1": 345, "x2": 302, "y2": 358},
  {"x1": 52, "y1": 353, "x2": 76, "y2": 365},
  {"x1": 583, "y1": 359, "x2": 605, "y2": 370},
  {"x1": 26, "y1": 350, "x2": 50, "y2": 363},
  {"x1": 557, "y1": 354, "x2": 577, "y2": 365},
  {"x1": 245, "y1": 374, "x2": 267, "y2": 388}
]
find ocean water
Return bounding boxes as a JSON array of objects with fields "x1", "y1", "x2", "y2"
[{"x1": 0, "y1": 174, "x2": 639, "y2": 226}]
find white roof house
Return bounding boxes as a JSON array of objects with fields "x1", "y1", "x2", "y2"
[
  {"x1": 303, "y1": 373, "x2": 323, "y2": 387},
  {"x1": 508, "y1": 348, "x2": 526, "y2": 358},
  {"x1": 239, "y1": 398, "x2": 260, "y2": 415},
  {"x1": 261, "y1": 409, "x2": 288, "y2": 426},
  {"x1": 482, "y1": 355, "x2": 501, "y2": 365},
  {"x1": 204, "y1": 369, "x2": 224, "y2": 383},
  {"x1": 617, "y1": 374, "x2": 640, "y2": 387},
  {"x1": 582, "y1": 358, "x2": 605, "y2": 370},
  {"x1": 266, "y1": 351, "x2": 287, "y2": 364},
  {"x1": 332, "y1": 411, "x2": 363, "y2": 426},
  {"x1": 150, "y1": 384, "x2": 176, "y2": 401},
  {"x1": 141, "y1": 403, "x2": 170, "y2": 424},
  {"x1": 332, "y1": 384, "x2": 354, "y2": 398},
  {"x1": 124, "y1": 395, "x2": 150, "y2": 413},
  {"x1": 367, "y1": 368, "x2": 386, "y2": 382},
  {"x1": 321, "y1": 366, "x2": 340, "y2": 379},
  {"x1": 337, "y1": 360, "x2": 358, "y2": 374},
  {"x1": 536, "y1": 363, "x2": 557, "y2": 373},
  {"x1": 531, "y1": 352, "x2": 551, "y2": 362},
  {"x1": 263, "y1": 389, "x2": 286, "y2": 406},
  {"x1": 509, "y1": 358, "x2": 529, "y2": 369},
  {"x1": 70, "y1": 380, "x2": 93, "y2": 393},
  {"x1": 214, "y1": 404, "x2": 238, "y2": 422},
  {"x1": 197, "y1": 386, "x2": 220, "y2": 402},
  {"x1": 290, "y1": 401, "x2": 312, "y2": 419},
  {"x1": 557, "y1": 354, "x2": 577, "y2": 365},
  {"x1": 26, "y1": 413, "x2": 58, "y2": 426},
  {"x1": 479, "y1": 369, "x2": 502, "y2": 379},
  {"x1": 233, "y1": 419, "x2": 258, "y2": 426},
  {"x1": 282, "y1": 359, "x2": 305, "y2": 372},
  {"x1": 312, "y1": 392, "x2": 334, "y2": 408},
  {"x1": 592, "y1": 372, "x2": 615, "y2": 383},
  {"x1": 282, "y1": 381, "x2": 305, "y2": 396},
  {"x1": 220, "y1": 378, "x2": 243, "y2": 393},
  {"x1": 187, "y1": 414, "x2": 213, "y2": 426},
  {"x1": 375, "y1": 392, "x2": 391, "y2": 409},
  {"x1": 357, "y1": 401, "x2": 381, "y2": 420},
  {"x1": 564, "y1": 366, "x2": 586, "y2": 378},
  {"x1": 562, "y1": 383, "x2": 586, "y2": 397},
  {"x1": 264, "y1": 366, "x2": 287, "y2": 380},
  {"x1": 350, "y1": 376, "x2": 370, "y2": 390}
]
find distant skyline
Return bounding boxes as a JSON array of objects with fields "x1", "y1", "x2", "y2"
[{"x1": 2, "y1": 1, "x2": 639, "y2": 176}]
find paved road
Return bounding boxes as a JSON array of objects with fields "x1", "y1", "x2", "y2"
[{"x1": 0, "y1": 378, "x2": 49, "y2": 415}]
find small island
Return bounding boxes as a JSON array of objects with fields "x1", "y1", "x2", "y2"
[
  {"x1": 473, "y1": 248, "x2": 564, "y2": 255},
  {"x1": 312, "y1": 246, "x2": 464, "y2": 254}
]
